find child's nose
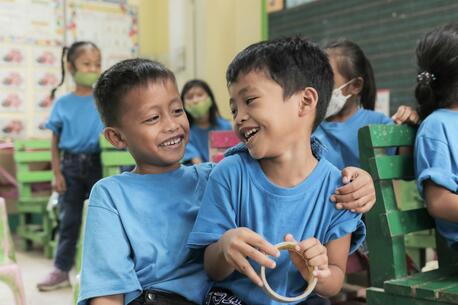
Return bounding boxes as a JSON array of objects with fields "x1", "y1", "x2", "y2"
[{"x1": 164, "y1": 114, "x2": 179, "y2": 132}]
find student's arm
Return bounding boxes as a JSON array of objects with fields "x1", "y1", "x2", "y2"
[
  {"x1": 424, "y1": 180, "x2": 458, "y2": 222},
  {"x1": 391, "y1": 105, "x2": 420, "y2": 125},
  {"x1": 204, "y1": 227, "x2": 279, "y2": 286},
  {"x1": 285, "y1": 234, "x2": 350, "y2": 297},
  {"x1": 90, "y1": 295, "x2": 123, "y2": 305},
  {"x1": 331, "y1": 167, "x2": 375, "y2": 213},
  {"x1": 51, "y1": 133, "x2": 66, "y2": 193}
]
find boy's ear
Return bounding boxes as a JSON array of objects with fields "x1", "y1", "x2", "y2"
[
  {"x1": 348, "y1": 77, "x2": 364, "y2": 96},
  {"x1": 103, "y1": 127, "x2": 127, "y2": 149},
  {"x1": 298, "y1": 87, "x2": 318, "y2": 117}
]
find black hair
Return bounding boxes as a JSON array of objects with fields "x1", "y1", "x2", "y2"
[
  {"x1": 226, "y1": 36, "x2": 333, "y2": 130},
  {"x1": 415, "y1": 23, "x2": 458, "y2": 120},
  {"x1": 94, "y1": 58, "x2": 177, "y2": 127},
  {"x1": 50, "y1": 41, "x2": 100, "y2": 100},
  {"x1": 325, "y1": 39, "x2": 376, "y2": 110},
  {"x1": 180, "y1": 79, "x2": 221, "y2": 127}
]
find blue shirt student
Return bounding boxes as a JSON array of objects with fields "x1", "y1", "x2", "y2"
[
  {"x1": 187, "y1": 147, "x2": 365, "y2": 305},
  {"x1": 184, "y1": 117, "x2": 232, "y2": 162},
  {"x1": 46, "y1": 93, "x2": 104, "y2": 153},
  {"x1": 415, "y1": 109, "x2": 458, "y2": 249},
  {"x1": 78, "y1": 164, "x2": 214, "y2": 305},
  {"x1": 313, "y1": 108, "x2": 392, "y2": 169}
]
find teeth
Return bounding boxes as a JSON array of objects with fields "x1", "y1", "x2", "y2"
[
  {"x1": 162, "y1": 137, "x2": 182, "y2": 146},
  {"x1": 244, "y1": 128, "x2": 258, "y2": 139}
]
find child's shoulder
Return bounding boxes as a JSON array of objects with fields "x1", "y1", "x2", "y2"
[
  {"x1": 358, "y1": 108, "x2": 391, "y2": 124},
  {"x1": 418, "y1": 109, "x2": 458, "y2": 138}
]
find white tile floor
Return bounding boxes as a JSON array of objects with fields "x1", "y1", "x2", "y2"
[{"x1": 0, "y1": 249, "x2": 74, "y2": 305}]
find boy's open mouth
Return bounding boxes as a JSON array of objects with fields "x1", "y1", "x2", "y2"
[
  {"x1": 159, "y1": 135, "x2": 184, "y2": 147},
  {"x1": 241, "y1": 127, "x2": 260, "y2": 142}
]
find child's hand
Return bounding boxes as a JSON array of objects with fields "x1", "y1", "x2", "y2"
[
  {"x1": 331, "y1": 167, "x2": 375, "y2": 213},
  {"x1": 53, "y1": 172, "x2": 67, "y2": 194},
  {"x1": 391, "y1": 105, "x2": 420, "y2": 125},
  {"x1": 219, "y1": 228, "x2": 280, "y2": 287},
  {"x1": 284, "y1": 234, "x2": 330, "y2": 280}
]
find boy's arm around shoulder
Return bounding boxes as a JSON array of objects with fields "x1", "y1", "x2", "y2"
[{"x1": 78, "y1": 179, "x2": 142, "y2": 305}]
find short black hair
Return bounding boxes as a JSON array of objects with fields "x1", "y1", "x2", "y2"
[
  {"x1": 94, "y1": 58, "x2": 176, "y2": 127},
  {"x1": 415, "y1": 23, "x2": 458, "y2": 120},
  {"x1": 181, "y1": 79, "x2": 221, "y2": 127},
  {"x1": 325, "y1": 39, "x2": 376, "y2": 110},
  {"x1": 226, "y1": 36, "x2": 334, "y2": 130}
]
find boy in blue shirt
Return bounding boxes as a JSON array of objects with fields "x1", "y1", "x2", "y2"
[
  {"x1": 78, "y1": 59, "x2": 212, "y2": 305},
  {"x1": 188, "y1": 37, "x2": 365, "y2": 305}
]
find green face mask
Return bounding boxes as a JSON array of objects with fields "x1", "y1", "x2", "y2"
[
  {"x1": 73, "y1": 71, "x2": 100, "y2": 87},
  {"x1": 185, "y1": 98, "x2": 212, "y2": 119}
]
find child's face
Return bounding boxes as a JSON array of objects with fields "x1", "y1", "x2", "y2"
[
  {"x1": 71, "y1": 47, "x2": 102, "y2": 74},
  {"x1": 116, "y1": 79, "x2": 189, "y2": 173},
  {"x1": 229, "y1": 70, "x2": 313, "y2": 160},
  {"x1": 183, "y1": 85, "x2": 209, "y2": 105}
]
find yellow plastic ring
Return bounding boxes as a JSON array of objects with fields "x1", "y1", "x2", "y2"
[{"x1": 260, "y1": 241, "x2": 318, "y2": 303}]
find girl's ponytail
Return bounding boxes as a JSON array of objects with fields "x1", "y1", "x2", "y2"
[{"x1": 50, "y1": 46, "x2": 68, "y2": 100}]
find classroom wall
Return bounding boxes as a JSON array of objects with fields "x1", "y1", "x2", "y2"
[{"x1": 268, "y1": 0, "x2": 458, "y2": 114}]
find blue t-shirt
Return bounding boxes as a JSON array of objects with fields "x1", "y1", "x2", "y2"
[
  {"x1": 78, "y1": 164, "x2": 214, "y2": 305},
  {"x1": 415, "y1": 108, "x2": 458, "y2": 248},
  {"x1": 45, "y1": 93, "x2": 104, "y2": 153},
  {"x1": 313, "y1": 108, "x2": 392, "y2": 169},
  {"x1": 184, "y1": 117, "x2": 232, "y2": 162},
  {"x1": 187, "y1": 150, "x2": 365, "y2": 305}
]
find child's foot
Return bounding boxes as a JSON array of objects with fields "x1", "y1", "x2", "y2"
[{"x1": 37, "y1": 268, "x2": 71, "y2": 291}]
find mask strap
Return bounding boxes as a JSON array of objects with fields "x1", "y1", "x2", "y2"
[{"x1": 337, "y1": 78, "x2": 355, "y2": 91}]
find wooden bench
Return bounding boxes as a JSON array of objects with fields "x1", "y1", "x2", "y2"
[
  {"x1": 14, "y1": 139, "x2": 56, "y2": 258},
  {"x1": 358, "y1": 124, "x2": 458, "y2": 305},
  {"x1": 99, "y1": 136, "x2": 135, "y2": 177}
]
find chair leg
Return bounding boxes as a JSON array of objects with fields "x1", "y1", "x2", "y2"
[{"x1": 0, "y1": 264, "x2": 27, "y2": 305}]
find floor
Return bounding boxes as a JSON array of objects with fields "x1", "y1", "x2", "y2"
[{"x1": 0, "y1": 249, "x2": 74, "y2": 305}]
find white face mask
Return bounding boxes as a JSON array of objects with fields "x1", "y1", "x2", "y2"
[{"x1": 325, "y1": 80, "x2": 353, "y2": 118}]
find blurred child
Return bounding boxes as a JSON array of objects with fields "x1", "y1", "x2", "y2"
[
  {"x1": 37, "y1": 41, "x2": 104, "y2": 291},
  {"x1": 181, "y1": 79, "x2": 231, "y2": 164},
  {"x1": 78, "y1": 59, "x2": 213, "y2": 305},
  {"x1": 188, "y1": 37, "x2": 366, "y2": 305},
  {"x1": 313, "y1": 39, "x2": 419, "y2": 170},
  {"x1": 414, "y1": 23, "x2": 458, "y2": 250}
]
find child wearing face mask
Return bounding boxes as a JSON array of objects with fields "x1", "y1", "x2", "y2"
[
  {"x1": 313, "y1": 39, "x2": 419, "y2": 170},
  {"x1": 181, "y1": 79, "x2": 232, "y2": 164},
  {"x1": 37, "y1": 41, "x2": 104, "y2": 291}
]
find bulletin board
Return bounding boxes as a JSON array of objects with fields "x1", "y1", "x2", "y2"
[{"x1": 0, "y1": 0, "x2": 139, "y2": 140}]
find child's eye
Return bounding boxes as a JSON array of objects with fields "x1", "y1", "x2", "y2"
[
  {"x1": 144, "y1": 115, "x2": 160, "y2": 123},
  {"x1": 173, "y1": 108, "x2": 184, "y2": 115},
  {"x1": 246, "y1": 97, "x2": 257, "y2": 105},
  {"x1": 230, "y1": 107, "x2": 237, "y2": 118}
]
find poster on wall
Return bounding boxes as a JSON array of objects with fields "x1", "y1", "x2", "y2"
[
  {"x1": 0, "y1": 117, "x2": 26, "y2": 139},
  {"x1": 375, "y1": 89, "x2": 390, "y2": 116},
  {"x1": 66, "y1": 0, "x2": 139, "y2": 69},
  {"x1": 0, "y1": 0, "x2": 64, "y2": 45}
]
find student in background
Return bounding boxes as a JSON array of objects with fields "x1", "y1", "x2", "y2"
[
  {"x1": 37, "y1": 41, "x2": 104, "y2": 291},
  {"x1": 181, "y1": 79, "x2": 231, "y2": 164},
  {"x1": 313, "y1": 39, "x2": 419, "y2": 170},
  {"x1": 414, "y1": 23, "x2": 458, "y2": 250}
]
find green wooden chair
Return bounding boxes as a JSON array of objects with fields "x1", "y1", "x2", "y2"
[
  {"x1": 0, "y1": 197, "x2": 27, "y2": 305},
  {"x1": 99, "y1": 135, "x2": 135, "y2": 177},
  {"x1": 73, "y1": 200, "x2": 88, "y2": 305},
  {"x1": 14, "y1": 139, "x2": 56, "y2": 258},
  {"x1": 359, "y1": 124, "x2": 458, "y2": 305}
]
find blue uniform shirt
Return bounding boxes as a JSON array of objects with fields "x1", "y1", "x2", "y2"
[
  {"x1": 313, "y1": 108, "x2": 392, "y2": 169},
  {"x1": 78, "y1": 164, "x2": 214, "y2": 305},
  {"x1": 184, "y1": 117, "x2": 232, "y2": 162},
  {"x1": 45, "y1": 93, "x2": 104, "y2": 153},
  {"x1": 188, "y1": 149, "x2": 365, "y2": 305},
  {"x1": 415, "y1": 109, "x2": 458, "y2": 248}
]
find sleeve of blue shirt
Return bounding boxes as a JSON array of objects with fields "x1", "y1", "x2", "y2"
[
  {"x1": 78, "y1": 182, "x2": 142, "y2": 305},
  {"x1": 45, "y1": 99, "x2": 63, "y2": 135},
  {"x1": 184, "y1": 142, "x2": 201, "y2": 162},
  {"x1": 415, "y1": 136, "x2": 458, "y2": 195},
  {"x1": 187, "y1": 166, "x2": 237, "y2": 248},
  {"x1": 324, "y1": 209, "x2": 366, "y2": 255}
]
